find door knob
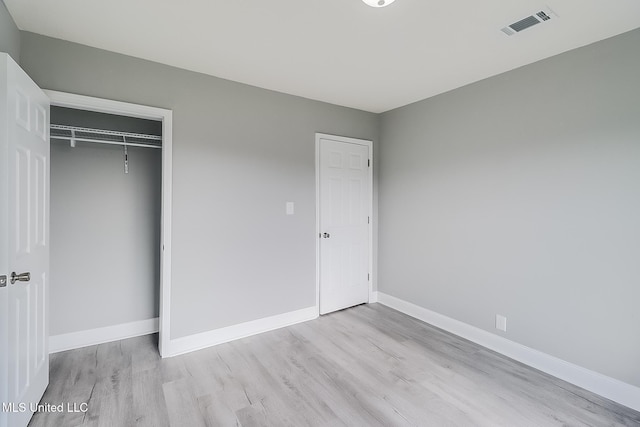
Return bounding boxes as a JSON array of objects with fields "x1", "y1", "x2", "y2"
[
  {"x1": 323, "y1": 232, "x2": 330, "y2": 238},
  {"x1": 10, "y1": 272, "x2": 30, "y2": 284}
]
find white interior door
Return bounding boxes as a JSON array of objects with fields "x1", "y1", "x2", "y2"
[
  {"x1": 0, "y1": 53, "x2": 50, "y2": 427},
  {"x1": 318, "y1": 134, "x2": 371, "y2": 315}
]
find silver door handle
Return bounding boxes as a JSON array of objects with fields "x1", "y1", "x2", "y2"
[
  {"x1": 11, "y1": 272, "x2": 30, "y2": 284},
  {"x1": 323, "y1": 232, "x2": 330, "y2": 238}
]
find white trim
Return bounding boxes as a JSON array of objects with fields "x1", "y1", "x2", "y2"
[
  {"x1": 376, "y1": 292, "x2": 640, "y2": 412},
  {"x1": 43, "y1": 91, "x2": 170, "y2": 121},
  {"x1": 44, "y1": 90, "x2": 173, "y2": 357},
  {"x1": 49, "y1": 318, "x2": 159, "y2": 353},
  {"x1": 166, "y1": 306, "x2": 318, "y2": 357},
  {"x1": 315, "y1": 136, "x2": 321, "y2": 314},
  {"x1": 370, "y1": 291, "x2": 379, "y2": 303},
  {"x1": 315, "y1": 133, "x2": 374, "y2": 315},
  {"x1": 159, "y1": 110, "x2": 173, "y2": 358}
]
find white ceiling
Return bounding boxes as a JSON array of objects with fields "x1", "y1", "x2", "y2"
[{"x1": 6, "y1": 0, "x2": 640, "y2": 113}]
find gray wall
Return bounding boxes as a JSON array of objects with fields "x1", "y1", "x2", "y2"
[
  {"x1": 379, "y1": 28, "x2": 640, "y2": 387},
  {"x1": 0, "y1": 0, "x2": 20, "y2": 61},
  {"x1": 20, "y1": 32, "x2": 379, "y2": 339},
  {"x1": 49, "y1": 107, "x2": 161, "y2": 335},
  {"x1": 50, "y1": 145, "x2": 161, "y2": 334}
]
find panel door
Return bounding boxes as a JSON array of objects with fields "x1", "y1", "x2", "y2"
[
  {"x1": 0, "y1": 53, "x2": 50, "y2": 427},
  {"x1": 319, "y1": 137, "x2": 371, "y2": 315}
]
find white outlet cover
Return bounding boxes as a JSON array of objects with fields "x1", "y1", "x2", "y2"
[
  {"x1": 496, "y1": 314, "x2": 507, "y2": 332},
  {"x1": 286, "y1": 202, "x2": 294, "y2": 215}
]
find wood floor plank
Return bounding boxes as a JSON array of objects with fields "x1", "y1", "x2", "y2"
[
  {"x1": 28, "y1": 304, "x2": 640, "y2": 426},
  {"x1": 290, "y1": 317, "x2": 480, "y2": 426},
  {"x1": 132, "y1": 367, "x2": 170, "y2": 427},
  {"x1": 162, "y1": 378, "x2": 207, "y2": 427}
]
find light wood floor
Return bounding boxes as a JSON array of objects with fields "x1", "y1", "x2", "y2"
[{"x1": 29, "y1": 304, "x2": 640, "y2": 426}]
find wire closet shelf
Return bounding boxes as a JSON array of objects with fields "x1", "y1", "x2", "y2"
[{"x1": 50, "y1": 124, "x2": 162, "y2": 149}]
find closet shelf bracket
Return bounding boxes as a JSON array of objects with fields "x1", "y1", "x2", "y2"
[{"x1": 124, "y1": 145, "x2": 129, "y2": 174}]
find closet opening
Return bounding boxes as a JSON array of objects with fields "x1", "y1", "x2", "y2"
[{"x1": 46, "y1": 91, "x2": 173, "y2": 356}]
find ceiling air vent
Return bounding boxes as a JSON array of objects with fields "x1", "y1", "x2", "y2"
[{"x1": 501, "y1": 8, "x2": 556, "y2": 36}]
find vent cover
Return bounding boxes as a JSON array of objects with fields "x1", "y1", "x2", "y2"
[
  {"x1": 501, "y1": 8, "x2": 556, "y2": 36},
  {"x1": 536, "y1": 11, "x2": 551, "y2": 21}
]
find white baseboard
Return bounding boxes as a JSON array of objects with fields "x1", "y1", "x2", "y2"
[
  {"x1": 376, "y1": 292, "x2": 640, "y2": 413},
  {"x1": 50, "y1": 318, "x2": 159, "y2": 353},
  {"x1": 369, "y1": 291, "x2": 379, "y2": 303},
  {"x1": 166, "y1": 306, "x2": 318, "y2": 357}
]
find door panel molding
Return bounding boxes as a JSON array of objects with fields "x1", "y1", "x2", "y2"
[
  {"x1": 315, "y1": 133, "x2": 373, "y2": 315},
  {"x1": 1, "y1": 53, "x2": 51, "y2": 427}
]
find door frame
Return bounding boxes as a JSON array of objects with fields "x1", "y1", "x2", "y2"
[
  {"x1": 315, "y1": 133, "x2": 374, "y2": 315},
  {"x1": 44, "y1": 90, "x2": 173, "y2": 357}
]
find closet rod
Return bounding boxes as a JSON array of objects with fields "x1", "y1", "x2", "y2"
[
  {"x1": 52, "y1": 137, "x2": 162, "y2": 150},
  {"x1": 50, "y1": 124, "x2": 162, "y2": 149}
]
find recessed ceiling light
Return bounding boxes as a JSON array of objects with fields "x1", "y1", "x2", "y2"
[{"x1": 362, "y1": 0, "x2": 397, "y2": 8}]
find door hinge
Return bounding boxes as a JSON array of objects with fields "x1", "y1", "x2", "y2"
[
  {"x1": 368, "y1": 159, "x2": 371, "y2": 167},
  {"x1": 0, "y1": 275, "x2": 6, "y2": 288},
  {"x1": 367, "y1": 216, "x2": 370, "y2": 224},
  {"x1": 367, "y1": 273, "x2": 370, "y2": 281}
]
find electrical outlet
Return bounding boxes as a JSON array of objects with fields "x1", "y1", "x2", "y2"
[
  {"x1": 496, "y1": 314, "x2": 507, "y2": 332},
  {"x1": 286, "y1": 202, "x2": 294, "y2": 215}
]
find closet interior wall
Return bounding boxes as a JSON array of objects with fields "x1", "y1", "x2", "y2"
[{"x1": 50, "y1": 107, "x2": 162, "y2": 338}]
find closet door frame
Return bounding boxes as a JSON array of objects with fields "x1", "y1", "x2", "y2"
[{"x1": 45, "y1": 90, "x2": 174, "y2": 357}]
